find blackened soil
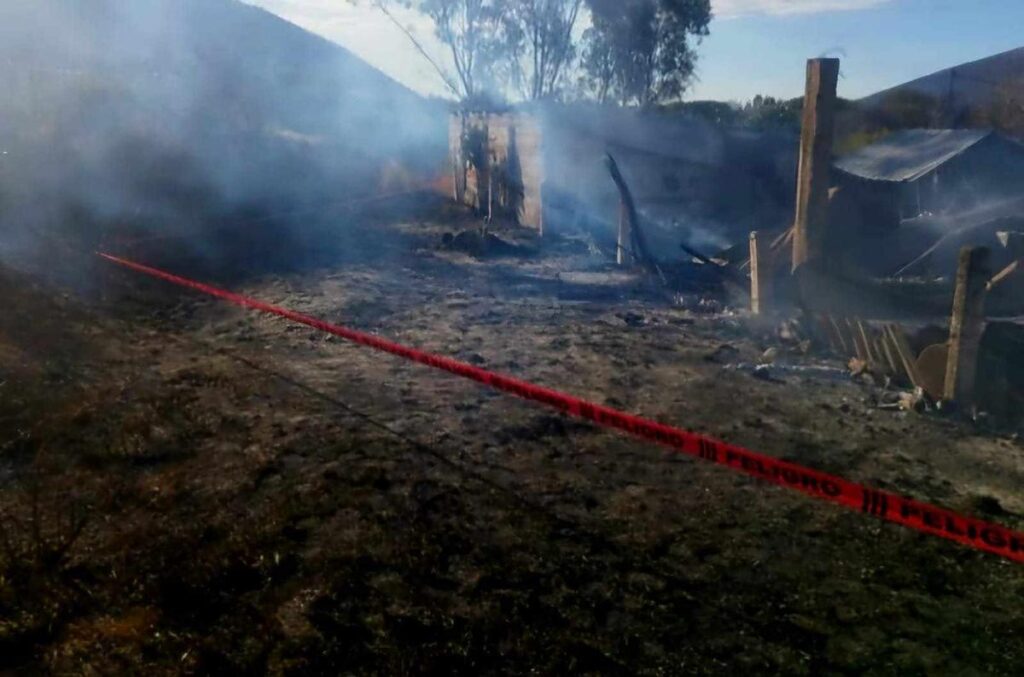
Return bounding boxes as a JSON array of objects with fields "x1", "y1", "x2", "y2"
[{"x1": 2, "y1": 201, "x2": 1023, "y2": 674}]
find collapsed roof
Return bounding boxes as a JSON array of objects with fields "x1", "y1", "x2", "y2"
[{"x1": 833, "y1": 129, "x2": 995, "y2": 183}]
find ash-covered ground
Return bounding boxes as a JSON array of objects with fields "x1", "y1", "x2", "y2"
[{"x1": 2, "y1": 197, "x2": 1023, "y2": 674}]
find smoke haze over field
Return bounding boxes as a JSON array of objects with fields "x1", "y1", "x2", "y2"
[{"x1": 0, "y1": 0, "x2": 447, "y2": 278}]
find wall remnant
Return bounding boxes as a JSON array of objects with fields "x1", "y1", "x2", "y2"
[{"x1": 449, "y1": 112, "x2": 544, "y2": 232}]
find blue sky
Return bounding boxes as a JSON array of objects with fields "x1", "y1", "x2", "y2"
[{"x1": 246, "y1": 0, "x2": 1024, "y2": 102}]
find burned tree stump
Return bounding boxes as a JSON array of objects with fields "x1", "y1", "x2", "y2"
[{"x1": 944, "y1": 246, "x2": 992, "y2": 407}]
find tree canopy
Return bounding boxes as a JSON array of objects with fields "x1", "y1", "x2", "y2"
[
  {"x1": 581, "y1": 0, "x2": 711, "y2": 106},
  {"x1": 361, "y1": 0, "x2": 711, "y2": 106}
]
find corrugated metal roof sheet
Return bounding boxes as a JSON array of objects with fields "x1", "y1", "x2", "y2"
[{"x1": 833, "y1": 129, "x2": 992, "y2": 183}]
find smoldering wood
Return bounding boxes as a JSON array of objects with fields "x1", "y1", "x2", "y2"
[{"x1": 604, "y1": 153, "x2": 666, "y2": 285}]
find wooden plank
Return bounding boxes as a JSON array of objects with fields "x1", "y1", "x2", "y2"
[
  {"x1": 846, "y1": 318, "x2": 869, "y2": 361},
  {"x1": 987, "y1": 259, "x2": 1021, "y2": 291},
  {"x1": 886, "y1": 324, "x2": 924, "y2": 388},
  {"x1": 944, "y1": 246, "x2": 991, "y2": 406},
  {"x1": 855, "y1": 319, "x2": 879, "y2": 366},
  {"x1": 511, "y1": 114, "x2": 545, "y2": 234},
  {"x1": 877, "y1": 332, "x2": 901, "y2": 376},
  {"x1": 792, "y1": 58, "x2": 840, "y2": 272},
  {"x1": 750, "y1": 231, "x2": 772, "y2": 315},
  {"x1": 828, "y1": 315, "x2": 850, "y2": 354}
]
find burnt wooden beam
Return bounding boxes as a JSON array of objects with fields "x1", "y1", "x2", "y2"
[
  {"x1": 792, "y1": 58, "x2": 840, "y2": 272},
  {"x1": 604, "y1": 153, "x2": 666, "y2": 284},
  {"x1": 944, "y1": 246, "x2": 991, "y2": 408}
]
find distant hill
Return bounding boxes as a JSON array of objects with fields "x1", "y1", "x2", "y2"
[
  {"x1": 0, "y1": 0, "x2": 447, "y2": 265},
  {"x1": 0, "y1": 0, "x2": 441, "y2": 148}
]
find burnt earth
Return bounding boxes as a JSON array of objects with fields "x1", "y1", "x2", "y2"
[{"x1": 1, "y1": 202, "x2": 1023, "y2": 674}]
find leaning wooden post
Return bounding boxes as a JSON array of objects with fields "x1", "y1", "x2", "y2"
[
  {"x1": 749, "y1": 231, "x2": 771, "y2": 314},
  {"x1": 792, "y1": 58, "x2": 840, "y2": 272},
  {"x1": 943, "y1": 246, "x2": 991, "y2": 408}
]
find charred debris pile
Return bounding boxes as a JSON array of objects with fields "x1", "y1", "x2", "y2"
[{"x1": 445, "y1": 60, "x2": 1024, "y2": 427}]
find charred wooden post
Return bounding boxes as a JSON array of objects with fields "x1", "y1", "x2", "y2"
[
  {"x1": 605, "y1": 153, "x2": 665, "y2": 284},
  {"x1": 944, "y1": 246, "x2": 992, "y2": 407},
  {"x1": 749, "y1": 231, "x2": 771, "y2": 314},
  {"x1": 792, "y1": 58, "x2": 840, "y2": 272},
  {"x1": 448, "y1": 114, "x2": 464, "y2": 203}
]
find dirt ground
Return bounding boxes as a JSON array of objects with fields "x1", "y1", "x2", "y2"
[{"x1": 2, "y1": 197, "x2": 1023, "y2": 674}]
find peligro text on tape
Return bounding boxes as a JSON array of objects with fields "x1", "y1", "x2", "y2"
[{"x1": 97, "y1": 252, "x2": 1024, "y2": 564}]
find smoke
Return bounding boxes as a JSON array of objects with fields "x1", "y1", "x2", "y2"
[
  {"x1": 0, "y1": 0, "x2": 447, "y2": 283},
  {"x1": 535, "y1": 102, "x2": 796, "y2": 257}
]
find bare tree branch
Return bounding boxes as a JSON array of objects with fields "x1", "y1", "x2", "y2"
[{"x1": 371, "y1": 0, "x2": 462, "y2": 98}]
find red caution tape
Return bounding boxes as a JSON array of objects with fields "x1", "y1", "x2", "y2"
[{"x1": 98, "y1": 252, "x2": 1024, "y2": 564}]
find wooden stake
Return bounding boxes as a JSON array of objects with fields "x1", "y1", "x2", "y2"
[
  {"x1": 749, "y1": 231, "x2": 771, "y2": 314},
  {"x1": 944, "y1": 246, "x2": 991, "y2": 407},
  {"x1": 792, "y1": 58, "x2": 840, "y2": 272}
]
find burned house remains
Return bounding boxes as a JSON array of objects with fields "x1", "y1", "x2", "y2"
[{"x1": 832, "y1": 129, "x2": 1024, "y2": 227}]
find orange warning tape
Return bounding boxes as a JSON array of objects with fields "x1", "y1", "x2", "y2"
[{"x1": 99, "y1": 252, "x2": 1024, "y2": 564}]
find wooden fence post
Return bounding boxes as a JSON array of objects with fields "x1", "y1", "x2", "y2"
[
  {"x1": 792, "y1": 58, "x2": 840, "y2": 272},
  {"x1": 944, "y1": 246, "x2": 991, "y2": 408}
]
